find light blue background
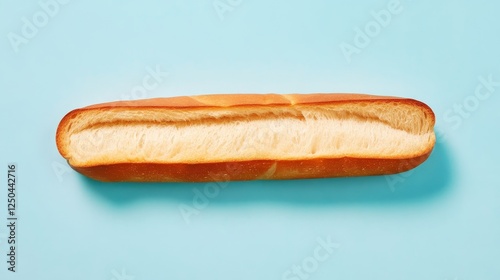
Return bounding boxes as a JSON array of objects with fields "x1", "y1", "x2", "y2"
[{"x1": 1, "y1": 0, "x2": 499, "y2": 279}]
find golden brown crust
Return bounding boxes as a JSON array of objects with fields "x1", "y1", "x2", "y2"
[
  {"x1": 82, "y1": 93, "x2": 405, "y2": 109},
  {"x1": 56, "y1": 93, "x2": 436, "y2": 182},
  {"x1": 71, "y1": 152, "x2": 432, "y2": 182}
]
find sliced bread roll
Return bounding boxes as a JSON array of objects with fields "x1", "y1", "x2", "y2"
[{"x1": 56, "y1": 93, "x2": 436, "y2": 182}]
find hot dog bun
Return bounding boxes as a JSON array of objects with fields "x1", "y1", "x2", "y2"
[{"x1": 56, "y1": 93, "x2": 436, "y2": 182}]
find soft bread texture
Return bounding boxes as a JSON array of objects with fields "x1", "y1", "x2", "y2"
[{"x1": 56, "y1": 93, "x2": 436, "y2": 182}]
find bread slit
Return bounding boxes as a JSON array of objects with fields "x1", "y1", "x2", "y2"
[{"x1": 61, "y1": 103, "x2": 435, "y2": 166}]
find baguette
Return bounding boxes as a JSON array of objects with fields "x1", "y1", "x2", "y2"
[{"x1": 55, "y1": 93, "x2": 436, "y2": 182}]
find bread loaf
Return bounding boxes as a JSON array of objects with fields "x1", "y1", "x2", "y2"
[{"x1": 56, "y1": 93, "x2": 436, "y2": 182}]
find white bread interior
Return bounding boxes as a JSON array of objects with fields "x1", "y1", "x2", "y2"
[{"x1": 60, "y1": 102, "x2": 435, "y2": 166}]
